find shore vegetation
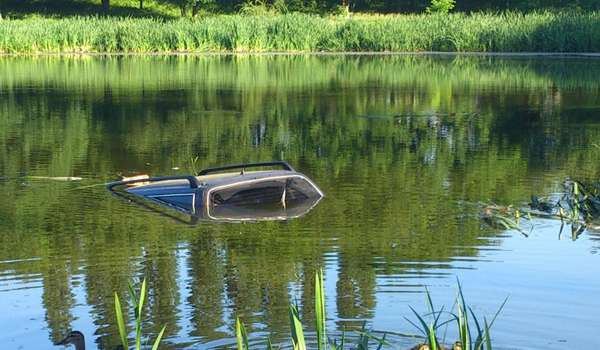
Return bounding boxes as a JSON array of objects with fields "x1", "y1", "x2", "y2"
[{"x1": 1, "y1": 11, "x2": 600, "y2": 53}]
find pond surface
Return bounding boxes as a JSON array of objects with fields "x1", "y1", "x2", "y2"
[{"x1": 1, "y1": 55, "x2": 600, "y2": 350}]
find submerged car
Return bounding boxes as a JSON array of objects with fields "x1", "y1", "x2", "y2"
[{"x1": 107, "y1": 161, "x2": 324, "y2": 223}]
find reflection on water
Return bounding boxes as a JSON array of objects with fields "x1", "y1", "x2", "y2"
[{"x1": 0, "y1": 55, "x2": 600, "y2": 350}]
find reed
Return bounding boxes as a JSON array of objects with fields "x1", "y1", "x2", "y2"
[
  {"x1": 404, "y1": 287, "x2": 444, "y2": 350},
  {"x1": 452, "y1": 279, "x2": 508, "y2": 350},
  {"x1": 114, "y1": 278, "x2": 166, "y2": 350},
  {"x1": 234, "y1": 271, "x2": 502, "y2": 350},
  {"x1": 315, "y1": 269, "x2": 327, "y2": 350},
  {"x1": 2, "y1": 11, "x2": 600, "y2": 53}
]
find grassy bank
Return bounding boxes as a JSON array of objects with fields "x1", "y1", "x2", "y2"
[{"x1": 1, "y1": 11, "x2": 600, "y2": 53}]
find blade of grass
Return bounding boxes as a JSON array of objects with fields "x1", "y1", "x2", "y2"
[
  {"x1": 114, "y1": 292, "x2": 129, "y2": 350},
  {"x1": 136, "y1": 278, "x2": 147, "y2": 350},
  {"x1": 315, "y1": 269, "x2": 326, "y2": 350},
  {"x1": 151, "y1": 326, "x2": 166, "y2": 350},
  {"x1": 468, "y1": 307, "x2": 484, "y2": 350},
  {"x1": 236, "y1": 317, "x2": 249, "y2": 350},
  {"x1": 289, "y1": 304, "x2": 306, "y2": 350},
  {"x1": 408, "y1": 307, "x2": 428, "y2": 331},
  {"x1": 487, "y1": 296, "x2": 509, "y2": 329},
  {"x1": 456, "y1": 279, "x2": 471, "y2": 350},
  {"x1": 484, "y1": 319, "x2": 492, "y2": 350},
  {"x1": 376, "y1": 333, "x2": 387, "y2": 350}
]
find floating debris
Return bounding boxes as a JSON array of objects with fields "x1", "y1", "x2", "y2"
[
  {"x1": 481, "y1": 179, "x2": 600, "y2": 240},
  {"x1": 120, "y1": 174, "x2": 150, "y2": 187},
  {"x1": 26, "y1": 176, "x2": 83, "y2": 181}
]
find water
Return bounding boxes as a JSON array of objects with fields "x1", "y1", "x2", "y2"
[{"x1": 1, "y1": 55, "x2": 599, "y2": 350}]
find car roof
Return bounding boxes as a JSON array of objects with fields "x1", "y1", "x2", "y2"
[{"x1": 126, "y1": 170, "x2": 307, "y2": 196}]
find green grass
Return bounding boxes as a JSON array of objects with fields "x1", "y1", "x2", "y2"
[{"x1": 1, "y1": 11, "x2": 600, "y2": 53}]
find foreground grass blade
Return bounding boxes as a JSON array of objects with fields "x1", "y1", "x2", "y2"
[
  {"x1": 315, "y1": 269, "x2": 326, "y2": 350},
  {"x1": 115, "y1": 279, "x2": 166, "y2": 350},
  {"x1": 151, "y1": 326, "x2": 166, "y2": 350},
  {"x1": 114, "y1": 292, "x2": 129, "y2": 350},
  {"x1": 236, "y1": 317, "x2": 249, "y2": 350},
  {"x1": 289, "y1": 304, "x2": 306, "y2": 350},
  {"x1": 376, "y1": 333, "x2": 387, "y2": 350},
  {"x1": 408, "y1": 305, "x2": 437, "y2": 349},
  {"x1": 482, "y1": 318, "x2": 492, "y2": 350},
  {"x1": 337, "y1": 326, "x2": 345, "y2": 350},
  {"x1": 488, "y1": 296, "x2": 509, "y2": 329},
  {"x1": 136, "y1": 278, "x2": 147, "y2": 350},
  {"x1": 456, "y1": 279, "x2": 471, "y2": 350}
]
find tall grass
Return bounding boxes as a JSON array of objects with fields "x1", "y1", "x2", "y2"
[
  {"x1": 114, "y1": 278, "x2": 166, "y2": 350},
  {"x1": 235, "y1": 271, "x2": 506, "y2": 350},
  {"x1": 1, "y1": 11, "x2": 600, "y2": 53}
]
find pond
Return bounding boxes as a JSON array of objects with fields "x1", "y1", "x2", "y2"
[{"x1": 0, "y1": 55, "x2": 599, "y2": 350}]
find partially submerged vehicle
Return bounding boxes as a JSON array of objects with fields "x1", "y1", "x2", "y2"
[{"x1": 107, "y1": 161, "x2": 324, "y2": 223}]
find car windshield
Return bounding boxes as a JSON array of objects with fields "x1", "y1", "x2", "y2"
[{"x1": 208, "y1": 176, "x2": 321, "y2": 218}]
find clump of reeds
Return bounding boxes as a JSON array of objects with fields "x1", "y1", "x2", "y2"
[
  {"x1": 1, "y1": 11, "x2": 600, "y2": 53},
  {"x1": 405, "y1": 280, "x2": 507, "y2": 350},
  {"x1": 235, "y1": 271, "x2": 505, "y2": 350},
  {"x1": 114, "y1": 278, "x2": 166, "y2": 350}
]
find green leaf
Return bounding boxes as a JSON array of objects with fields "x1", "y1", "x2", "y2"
[
  {"x1": 469, "y1": 307, "x2": 484, "y2": 350},
  {"x1": 114, "y1": 292, "x2": 128, "y2": 350},
  {"x1": 428, "y1": 324, "x2": 438, "y2": 350},
  {"x1": 315, "y1": 269, "x2": 326, "y2": 350},
  {"x1": 488, "y1": 296, "x2": 509, "y2": 329},
  {"x1": 456, "y1": 278, "x2": 471, "y2": 350},
  {"x1": 236, "y1": 317, "x2": 249, "y2": 350},
  {"x1": 128, "y1": 282, "x2": 138, "y2": 316},
  {"x1": 138, "y1": 278, "x2": 147, "y2": 321},
  {"x1": 151, "y1": 326, "x2": 166, "y2": 350},
  {"x1": 376, "y1": 333, "x2": 386, "y2": 350},
  {"x1": 409, "y1": 305, "x2": 431, "y2": 337},
  {"x1": 135, "y1": 278, "x2": 147, "y2": 350},
  {"x1": 484, "y1": 318, "x2": 492, "y2": 350},
  {"x1": 289, "y1": 304, "x2": 306, "y2": 350}
]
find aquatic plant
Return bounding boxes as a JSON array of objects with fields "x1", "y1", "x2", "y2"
[
  {"x1": 114, "y1": 278, "x2": 166, "y2": 350},
  {"x1": 481, "y1": 179, "x2": 600, "y2": 239},
  {"x1": 404, "y1": 288, "x2": 444, "y2": 350},
  {"x1": 315, "y1": 269, "x2": 326, "y2": 350},
  {"x1": 236, "y1": 317, "x2": 250, "y2": 350},
  {"x1": 234, "y1": 271, "x2": 503, "y2": 350},
  {"x1": 452, "y1": 280, "x2": 507, "y2": 350}
]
